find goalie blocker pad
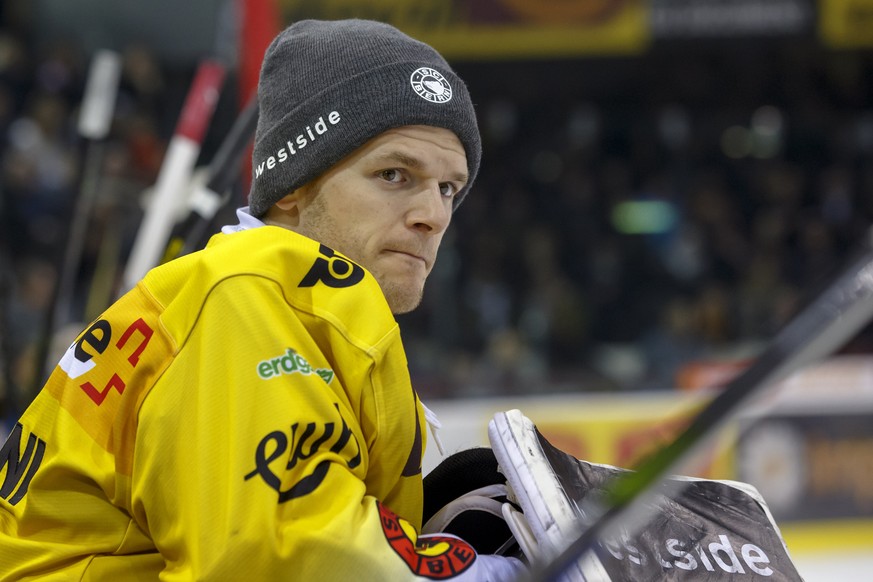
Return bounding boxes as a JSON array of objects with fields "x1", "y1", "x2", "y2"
[{"x1": 488, "y1": 409, "x2": 804, "y2": 582}]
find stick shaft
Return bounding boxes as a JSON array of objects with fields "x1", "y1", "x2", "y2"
[
  {"x1": 534, "y1": 229, "x2": 873, "y2": 581},
  {"x1": 162, "y1": 96, "x2": 259, "y2": 262},
  {"x1": 121, "y1": 61, "x2": 226, "y2": 293},
  {"x1": 35, "y1": 51, "x2": 121, "y2": 384}
]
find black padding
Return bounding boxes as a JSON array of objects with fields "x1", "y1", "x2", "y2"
[
  {"x1": 422, "y1": 447, "x2": 503, "y2": 524},
  {"x1": 422, "y1": 447, "x2": 518, "y2": 555}
]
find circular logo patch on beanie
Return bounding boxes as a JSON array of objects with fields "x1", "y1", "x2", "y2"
[{"x1": 410, "y1": 67, "x2": 453, "y2": 104}]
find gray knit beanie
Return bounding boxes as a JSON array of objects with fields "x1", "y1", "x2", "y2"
[{"x1": 248, "y1": 19, "x2": 482, "y2": 218}]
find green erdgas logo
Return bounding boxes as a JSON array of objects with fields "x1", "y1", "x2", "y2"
[
  {"x1": 299, "y1": 244, "x2": 364, "y2": 289},
  {"x1": 257, "y1": 348, "x2": 334, "y2": 385}
]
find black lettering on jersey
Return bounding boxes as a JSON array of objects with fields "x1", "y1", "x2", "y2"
[
  {"x1": 0, "y1": 423, "x2": 46, "y2": 506},
  {"x1": 65, "y1": 317, "x2": 154, "y2": 406},
  {"x1": 330, "y1": 412, "x2": 362, "y2": 469},
  {"x1": 244, "y1": 406, "x2": 361, "y2": 502},
  {"x1": 75, "y1": 319, "x2": 112, "y2": 363},
  {"x1": 298, "y1": 244, "x2": 364, "y2": 289}
]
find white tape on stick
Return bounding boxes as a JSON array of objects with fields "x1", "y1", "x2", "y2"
[{"x1": 77, "y1": 50, "x2": 122, "y2": 140}]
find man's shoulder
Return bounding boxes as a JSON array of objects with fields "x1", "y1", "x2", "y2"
[
  {"x1": 201, "y1": 227, "x2": 379, "y2": 298},
  {"x1": 148, "y1": 227, "x2": 396, "y2": 339}
]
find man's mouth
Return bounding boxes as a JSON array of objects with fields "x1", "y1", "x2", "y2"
[{"x1": 386, "y1": 249, "x2": 428, "y2": 268}]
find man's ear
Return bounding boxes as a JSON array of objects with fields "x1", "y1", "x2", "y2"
[
  {"x1": 264, "y1": 191, "x2": 302, "y2": 227},
  {"x1": 274, "y1": 192, "x2": 299, "y2": 211}
]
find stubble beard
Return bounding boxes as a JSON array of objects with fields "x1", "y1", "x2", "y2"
[
  {"x1": 296, "y1": 190, "x2": 425, "y2": 315},
  {"x1": 380, "y1": 279, "x2": 425, "y2": 314}
]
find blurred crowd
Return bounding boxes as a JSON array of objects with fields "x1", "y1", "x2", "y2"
[
  {"x1": 404, "y1": 43, "x2": 873, "y2": 397},
  {"x1": 2, "y1": 23, "x2": 873, "y2": 413},
  {"x1": 0, "y1": 26, "x2": 217, "y2": 412}
]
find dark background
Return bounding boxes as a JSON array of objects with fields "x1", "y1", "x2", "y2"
[{"x1": 2, "y1": 0, "x2": 873, "y2": 417}]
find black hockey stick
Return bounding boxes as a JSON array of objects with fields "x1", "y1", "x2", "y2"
[
  {"x1": 159, "y1": 95, "x2": 259, "y2": 263},
  {"x1": 35, "y1": 50, "x2": 122, "y2": 385},
  {"x1": 529, "y1": 227, "x2": 873, "y2": 581}
]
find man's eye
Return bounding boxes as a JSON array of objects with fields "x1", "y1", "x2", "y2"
[
  {"x1": 439, "y1": 183, "x2": 458, "y2": 198},
  {"x1": 380, "y1": 169, "x2": 402, "y2": 182}
]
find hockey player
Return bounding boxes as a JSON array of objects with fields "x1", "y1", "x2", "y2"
[{"x1": 0, "y1": 20, "x2": 524, "y2": 580}]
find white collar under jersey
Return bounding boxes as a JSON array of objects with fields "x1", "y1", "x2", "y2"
[
  {"x1": 219, "y1": 206, "x2": 445, "y2": 457},
  {"x1": 221, "y1": 206, "x2": 264, "y2": 234}
]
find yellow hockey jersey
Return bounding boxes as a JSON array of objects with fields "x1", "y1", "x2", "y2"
[{"x1": 0, "y1": 226, "x2": 488, "y2": 581}]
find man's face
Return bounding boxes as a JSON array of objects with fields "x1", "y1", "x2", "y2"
[{"x1": 287, "y1": 125, "x2": 468, "y2": 314}]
